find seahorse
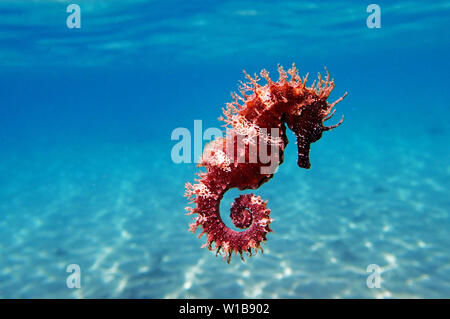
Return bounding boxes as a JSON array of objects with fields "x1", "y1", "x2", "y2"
[{"x1": 185, "y1": 64, "x2": 347, "y2": 263}]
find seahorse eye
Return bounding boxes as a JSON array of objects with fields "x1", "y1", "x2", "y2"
[{"x1": 312, "y1": 125, "x2": 324, "y2": 141}]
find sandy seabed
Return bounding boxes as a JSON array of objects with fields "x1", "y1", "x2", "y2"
[{"x1": 0, "y1": 113, "x2": 448, "y2": 299}]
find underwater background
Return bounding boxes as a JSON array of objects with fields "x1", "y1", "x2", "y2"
[{"x1": 0, "y1": 0, "x2": 449, "y2": 298}]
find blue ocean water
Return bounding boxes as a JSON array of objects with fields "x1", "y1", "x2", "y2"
[{"x1": 0, "y1": 0, "x2": 449, "y2": 298}]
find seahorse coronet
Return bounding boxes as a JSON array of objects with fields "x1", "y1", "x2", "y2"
[{"x1": 185, "y1": 64, "x2": 346, "y2": 263}]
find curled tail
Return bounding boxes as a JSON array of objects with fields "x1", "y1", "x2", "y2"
[{"x1": 185, "y1": 177, "x2": 272, "y2": 263}]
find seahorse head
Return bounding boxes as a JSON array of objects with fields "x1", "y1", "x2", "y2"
[{"x1": 285, "y1": 93, "x2": 346, "y2": 169}]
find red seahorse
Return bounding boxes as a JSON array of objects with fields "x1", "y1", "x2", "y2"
[{"x1": 185, "y1": 64, "x2": 347, "y2": 263}]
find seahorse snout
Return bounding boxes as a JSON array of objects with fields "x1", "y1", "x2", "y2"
[{"x1": 295, "y1": 135, "x2": 312, "y2": 169}]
